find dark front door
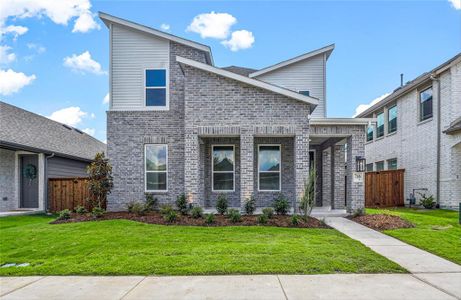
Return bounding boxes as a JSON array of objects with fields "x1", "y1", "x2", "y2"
[{"x1": 20, "y1": 155, "x2": 39, "y2": 208}]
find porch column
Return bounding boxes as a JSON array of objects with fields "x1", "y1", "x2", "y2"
[
  {"x1": 240, "y1": 130, "x2": 254, "y2": 211},
  {"x1": 332, "y1": 145, "x2": 346, "y2": 209},
  {"x1": 294, "y1": 127, "x2": 310, "y2": 211},
  {"x1": 184, "y1": 129, "x2": 200, "y2": 204},
  {"x1": 346, "y1": 129, "x2": 366, "y2": 213},
  {"x1": 322, "y1": 147, "x2": 332, "y2": 207}
]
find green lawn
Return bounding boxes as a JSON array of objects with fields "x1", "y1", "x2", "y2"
[
  {"x1": 367, "y1": 208, "x2": 461, "y2": 265},
  {"x1": 0, "y1": 215, "x2": 404, "y2": 276}
]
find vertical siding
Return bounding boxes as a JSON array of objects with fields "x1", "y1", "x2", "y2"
[
  {"x1": 254, "y1": 53, "x2": 326, "y2": 118},
  {"x1": 47, "y1": 157, "x2": 89, "y2": 179},
  {"x1": 111, "y1": 24, "x2": 169, "y2": 110}
]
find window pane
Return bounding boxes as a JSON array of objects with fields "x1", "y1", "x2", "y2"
[
  {"x1": 367, "y1": 126, "x2": 373, "y2": 141},
  {"x1": 146, "y1": 69, "x2": 166, "y2": 87},
  {"x1": 376, "y1": 161, "x2": 384, "y2": 171},
  {"x1": 366, "y1": 163, "x2": 373, "y2": 172},
  {"x1": 213, "y1": 146, "x2": 234, "y2": 171},
  {"x1": 146, "y1": 172, "x2": 167, "y2": 190},
  {"x1": 387, "y1": 159, "x2": 397, "y2": 170},
  {"x1": 377, "y1": 112, "x2": 384, "y2": 137},
  {"x1": 146, "y1": 145, "x2": 167, "y2": 171},
  {"x1": 388, "y1": 106, "x2": 397, "y2": 133},
  {"x1": 259, "y1": 146, "x2": 280, "y2": 171},
  {"x1": 420, "y1": 88, "x2": 433, "y2": 121},
  {"x1": 213, "y1": 173, "x2": 234, "y2": 191},
  {"x1": 299, "y1": 90, "x2": 310, "y2": 96},
  {"x1": 146, "y1": 89, "x2": 166, "y2": 107},
  {"x1": 259, "y1": 173, "x2": 280, "y2": 190}
]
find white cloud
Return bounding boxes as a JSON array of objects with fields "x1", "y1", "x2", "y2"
[
  {"x1": 0, "y1": 69, "x2": 36, "y2": 95},
  {"x1": 160, "y1": 23, "x2": 170, "y2": 31},
  {"x1": 0, "y1": 45, "x2": 16, "y2": 64},
  {"x1": 187, "y1": 12, "x2": 236, "y2": 39},
  {"x1": 63, "y1": 51, "x2": 106, "y2": 75},
  {"x1": 1, "y1": 25, "x2": 28, "y2": 39},
  {"x1": 0, "y1": 0, "x2": 99, "y2": 38},
  {"x1": 82, "y1": 128, "x2": 95, "y2": 136},
  {"x1": 448, "y1": 0, "x2": 461, "y2": 9},
  {"x1": 72, "y1": 11, "x2": 100, "y2": 33},
  {"x1": 90, "y1": 112, "x2": 95, "y2": 119},
  {"x1": 353, "y1": 93, "x2": 391, "y2": 117},
  {"x1": 27, "y1": 43, "x2": 46, "y2": 54},
  {"x1": 48, "y1": 106, "x2": 87, "y2": 126},
  {"x1": 221, "y1": 30, "x2": 255, "y2": 51},
  {"x1": 103, "y1": 93, "x2": 109, "y2": 104}
]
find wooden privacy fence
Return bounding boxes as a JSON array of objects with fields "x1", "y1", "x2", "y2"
[
  {"x1": 48, "y1": 178, "x2": 102, "y2": 212},
  {"x1": 365, "y1": 169, "x2": 405, "y2": 208}
]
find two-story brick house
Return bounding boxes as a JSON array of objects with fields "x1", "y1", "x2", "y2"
[
  {"x1": 100, "y1": 12, "x2": 372, "y2": 213},
  {"x1": 356, "y1": 54, "x2": 461, "y2": 210}
]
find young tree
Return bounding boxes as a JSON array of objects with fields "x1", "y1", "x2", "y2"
[
  {"x1": 87, "y1": 152, "x2": 113, "y2": 209},
  {"x1": 300, "y1": 167, "x2": 317, "y2": 220}
]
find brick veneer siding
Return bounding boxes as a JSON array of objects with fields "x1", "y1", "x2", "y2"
[
  {"x1": 106, "y1": 42, "x2": 208, "y2": 211},
  {"x1": 333, "y1": 145, "x2": 346, "y2": 209},
  {"x1": 0, "y1": 148, "x2": 16, "y2": 212},
  {"x1": 322, "y1": 147, "x2": 331, "y2": 207}
]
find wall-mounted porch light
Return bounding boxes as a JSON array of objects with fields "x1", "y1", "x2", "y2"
[{"x1": 355, "y1": 156, "x2": 366, "y2": 172}]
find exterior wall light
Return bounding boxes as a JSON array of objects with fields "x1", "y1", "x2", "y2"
[{"x1": 355, "y1": 156, "x2": 366, "y2": 172}]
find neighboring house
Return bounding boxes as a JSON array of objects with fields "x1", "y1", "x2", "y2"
[
  {"x1": 100, "y1": 12, "x2": 372, "y2": 213},
  {"x1": 356, "y1": 54, "x2": 461, "y2": 210},
  {"x1": 0, "y1": 102, "x2": 106, "y2": 212}
]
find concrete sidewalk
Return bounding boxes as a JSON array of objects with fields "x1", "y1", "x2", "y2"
[
  {"x1": 1, "y1": 274, "x2": 459, "y2": 300},
  {"x1": 324, "y1": 217, "x2": 461, "y2": 299}
]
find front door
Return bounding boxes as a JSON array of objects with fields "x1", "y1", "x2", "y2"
[{"x1": 20, "y1": 155, "x2": 39, "y2": 208}]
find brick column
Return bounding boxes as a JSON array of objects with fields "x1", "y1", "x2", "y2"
[
  {"x1": 322, "y1": 147, "x2": 332, "y2": 207},
  {"x1": 294, "y1": 127, "x2": 310, "y2": 212},
  {"x1": 346, "y1": 128, "x2": 366, "y2": 213},
  {"x1": 184, "y1": 129, "x2": 199, "y2": 204},
  {"x1": 240, "y1": 130, "x2": 254, "y2": 211},
  {"x1": 333, "y1": 145, "x2": 346, "y2": 209}
]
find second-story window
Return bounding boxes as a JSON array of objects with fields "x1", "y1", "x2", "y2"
[
  {"x1": 388, "y1": 105, "x2": 397, "y2": 134},
  {"x1": 376, "y1": 112, "x2": 384, "y2": 138},
  {"x1": 419, "y1": 87, "x2": 433, "y2": 121},
  {"x1": 145, "y1": 69, "x2": 167, "y2": 108},
  {"x1": 299, "y1": 90, "x2": 310, "y2": 96},
  {"x1": 367, "y1": 125, "x2": 374, "y2": 142}
]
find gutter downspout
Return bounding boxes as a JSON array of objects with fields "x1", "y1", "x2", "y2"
[
  {"x1": 431, "y1": 73, "x2": 441, "y2": 207},
  {"x1": 44, "y1": 153, "x2": 55, "y2": 213}
]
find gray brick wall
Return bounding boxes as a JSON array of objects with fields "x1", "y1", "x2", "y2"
[{"x1": 0, "y1": 148, "x2": 16, "y2": 212}]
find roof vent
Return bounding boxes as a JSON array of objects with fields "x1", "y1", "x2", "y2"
[
  {"x1": 62, "y1": 124, "x2": 72, "y2": 130},
  {"x1": 74, "y1": 128, "x2": 84, "y2": 134}
]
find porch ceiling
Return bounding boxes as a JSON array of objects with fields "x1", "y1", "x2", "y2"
[{"x1": 309, "y1": 136, "x2": 347, "y2": 146}]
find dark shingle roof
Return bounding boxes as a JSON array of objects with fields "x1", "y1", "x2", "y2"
[
  {"x1": 443, "y1": 117, "x2": 461, "y2": 135},
  {"x1": 0, "y1": 101, "x2": 106, "y2": 161},
  {"x1": 221, "y1": 66, "x2": 257, "y2": 77}
]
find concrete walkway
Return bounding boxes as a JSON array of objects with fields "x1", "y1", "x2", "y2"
[
  {"x1": 324, "y1": 217, "x2": 461, "y2": 299},
  {"x1": 1, "y1": 274, "x2": 459, "y2": 300}
]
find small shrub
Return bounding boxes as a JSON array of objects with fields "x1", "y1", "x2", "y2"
[
  {"x1": 74, "y1": 205, "x2": 87, "y2": 214},
  {"x1": 216, "y1": 194, "x2": 228, "y2": 215},
  {"x1": 273, "y1": 194, "x2": 290, "y2": 215},
  {"x1": 352, "y1": 208, "x2": 365, "y2": 218},
  {"x1": 419, "y1": 194, "x2": 435, "y2": 209},
  {"x1": 258, "y1": 214, "x2": 268, "y2": 225},
  {"x1": 262, "y1": 207, "x2": 274, "y2": 219},
  {"x1": 227, "y1": 208, "x2": 241, "y2": 223},
  {"x1": 126, "y1": 201, "x2": 146, "y2": 215},
  {"x1": 92, "y1": 207, "x2": 105, "y2": 218},
  {"x1": 163, "y1": 210, "x2": 177, "y2": 223},
  {"x1": 58, "y1": 209, "x2": 71, "y2": 220},
  {"x1": 160, "y1": 204, "x2": 174, "y2": 216},
  {"x1": 190, "y1": 206, "x2": 203, "y2": 219},
  {"x1": 244, "y1": 195, "x2": 256, "y2": 215},
  {"x1": 144, "y1": 193, "x2": 158, "y2": 211},
  {"x1": 291, "y1": 214, "x2": 300, "y2": 226},
  {"x1": 204, "y1": 213, "x2": 215, "y2": 225},
  {"x1": 176, "y1": 194, "x2": 189, "y2": 215}
]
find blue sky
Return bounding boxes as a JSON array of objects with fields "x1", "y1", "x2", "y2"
[{"x1": 1, "y1": 0, "x2": 460, "y2": 142}]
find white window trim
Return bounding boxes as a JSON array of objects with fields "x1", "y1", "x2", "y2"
[
  {"x1": 387, "y1": 104, "x2": 398, "y2": 134},
  {"x1": 211, "y1": 145, "x2": 235, "y2": 192},
  {"x1": 144, "y1": 144, "x2": 168, "y2": 192},
  {"x1": 376, "y1": 111, "x2": 385, "y2": 138},
  {"x1": 418, "y1": 86, "x2": 433, "y2": 122},
  {"x1": 144, "y1": 68, "x2": 169, "y2": 110},
  {"x1": 258, "y1": 144, "x2": 282, "y2": 192}
]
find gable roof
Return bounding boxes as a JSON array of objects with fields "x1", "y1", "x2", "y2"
[
  {"x1": 355, "y1": 52, "x2": 461, "y2": 118},
  {"x1": 221, "y1": 66, "x2": 257, "y2": 77},
  {"x1": 0, "y1": 102, "x2": 106, "y2": 161},
  {"x1": 176, "y1": 56, "x2": 319, "y2": 108},
  {"x1": 99, "y1": 12, "x2": 214, "y2": 65},
  {"x1": 249, "y1": 44, "x2": 335, "y2": 78}
]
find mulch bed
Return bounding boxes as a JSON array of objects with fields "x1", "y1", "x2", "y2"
[
  {"x1": 50, "y1": 211, "x2": 330, "y2": 228},
  {"x1": 350, "y1": 214, "x2": 414, "y2": 230}
]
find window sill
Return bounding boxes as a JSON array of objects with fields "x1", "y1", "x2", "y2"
[
  {"x1": 211, "y1": 190, "x2": 235, "y2": 193},
  {"x1": 365, "y1": 140, "x2": 373, "y2": 145},
  {"x1": 145, "y1": 190, "x2": 168, "y2": 193},
  {"x1": 417, "y1": 117, "x2": 433, "y2": 126},
  {"x1": 386, "y1": 131, "x2": 397, "y2": 137},
  {"x1": 375, "y1": 136, "x2": 385, "y2": 141}
]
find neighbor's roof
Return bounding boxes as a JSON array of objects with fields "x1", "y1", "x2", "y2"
[
  {"x1": 99, "y1": 12, "x2": 214, "y2": 65},
  {"x1": 221, "y1": 66, "x2": 258, "y2": 77},
  {"x1": 249, "y1": 44, "x2": 335, "y2": 78},
  {"x1": 0, "y1": 102, "x2": 106, "y2": 161},
  {"x1": 356, "y1": 52, "x2": 461, "y2": 118},
  {"x1": 443, "y1": 116, "x2": 461, "y2": 135},
  {"x1": 177, "y1": 56, "x2": 319, "y2": 108}
]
